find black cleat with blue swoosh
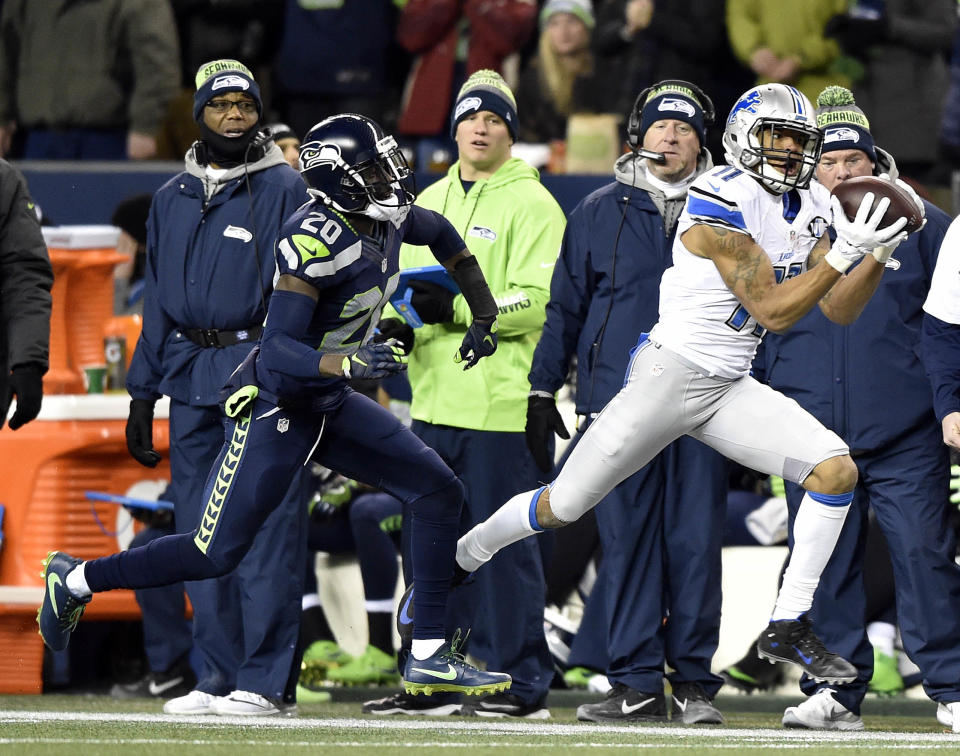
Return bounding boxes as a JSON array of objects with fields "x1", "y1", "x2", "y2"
[
  {"x1": 757, "y1": 614, "x2": 856, "y2": 684},
  {"x1": 36, "y1": 551, "x2": 90, "y2": 651}
]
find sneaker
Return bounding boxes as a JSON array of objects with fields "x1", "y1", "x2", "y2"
[
  {"x1": 461, "y1": 692, "x2": 551, "y2": 719},
  {"x1": 362, "y1": 691, "x2": 462, "y2": 716},
  {"x1": 937, "y1": 701, "x2": 960, "y2": 732},
  {"x1": 402, "y1": 641, "x2": 511, "y2": 697},
  {"x1": 720, "y1": 640, "x2": 785, "y2": 694},
  {"x1": 783, "y1": 688, "x2": 864, "y2": 730},
  {"x1": 868, "y1": 648, "x2": 904, "y2": 697},
  {"x1": 327, "y1": 645, "x2": 401, "y2": 686},
  {"x1": 36, "y1": 551, "x2": 90, "y2": 651},
  {"x1": 163, "y1": 689, "x2": 221, "y2": 715},
  {"x1": 671, "y1": 681, "x2": 723, "y2": 725},
  {"x1": 295, "y1": 683, "x2": 332, "y2": 703},
  {"x1": 563, "y1": 666, "x2": 596, "y2": 689},
  {"x1": 211, "y1": 690, "x2": 296, "y2": 717},
  {"x1": 757, "y1": 615, "x2": 856, "y2": 683},
  {"x1": 110, "y1": 656, "x2": 196, "y2": 700},
  {"x1": 302, "y1": 639, "x2": 352, "y2": 677},
  {"x1": 576, "y1": 683, "x2": 668, "y2": 723}
]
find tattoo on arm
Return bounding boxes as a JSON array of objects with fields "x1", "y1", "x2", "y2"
[{"x1": 711, "y1": 227, "x2": 766, "y2": 299}]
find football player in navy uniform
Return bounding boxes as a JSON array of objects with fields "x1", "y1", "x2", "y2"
[{"x1": 36, "y1": 114, "x2": 511, "y2": 702}]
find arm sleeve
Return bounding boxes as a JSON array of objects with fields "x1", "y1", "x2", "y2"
[
  {"x1": 922, "y1": 313, "x2": 960, "y2": 422},
  {"x1": 403, "y1": 205, "x2": 467, "y2": 263},
  {"x1": 259, "y1": 288, "x2": 327, "y2": 380},
  {"x1": 0, "y1": 161, "x2": 52, "y2": 371}
]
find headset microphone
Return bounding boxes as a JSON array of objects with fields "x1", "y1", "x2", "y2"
[{"x1": 636, "y1": 148, "x2": 667, "y2": 164}]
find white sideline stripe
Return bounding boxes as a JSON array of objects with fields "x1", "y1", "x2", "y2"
[
  {"x1": 0, "y1": 586, "x2": 44, "y2": 604},
  {"x1": 1, "y1": 711, "x2": 959, "y2": 743}
]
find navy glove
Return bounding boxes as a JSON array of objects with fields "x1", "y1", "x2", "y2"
[
  {"x1": 126, "y1": 398, "x2": 161, "y2": 467},
  {"x1": 4, "y1": 365, "x2": 44, "y2": 430},
  {"x1": 454, "y1": 317, "x2": 498, "y2": 370},
  {"x1": 525, "y1": 394, "x2": 570, "y2": 473},
  {"x1": 342, "y1": 340, "x2": 408, "y2": 379},
  {"x1": 409, "y1": 280, "x2": 455, "y2": 324},
  {"x1": 374, "y1": 317, "x2": 415, "y2": 354}
]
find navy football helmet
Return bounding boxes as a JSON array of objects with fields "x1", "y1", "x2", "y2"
[{"x1": 299, "y1": 114, "x2": 415, "y2": 215}]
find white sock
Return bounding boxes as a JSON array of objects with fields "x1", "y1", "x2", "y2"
[
  {"x1": 411, "y1": 638, "x2": 445, "y2": 660},
  {"x1": 771, "y1": 491, "x2": 850, "y2": 620},
  {"x1": 301, "y1": 592, "x2": 322, "y2": 610},
  {"x1": 867, "y1": 621, "x2": 897, "y2": 657},
  {"x1": 456, "y1": 487, "x2": 543, "y2": 573},
  {"x1": 65, "y1": 562, "x2": 92, "y2": 598}
]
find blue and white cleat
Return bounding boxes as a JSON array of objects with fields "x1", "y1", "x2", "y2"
[
  {"x1": 403, "y1": 640, "x2": 511, "y2": 697},
  {"x1": 757, "y1": 615, "x2": 856, "y2": 684},
  {"x1": 36, "y1": 551, "x2": 89, "y2": 651}
]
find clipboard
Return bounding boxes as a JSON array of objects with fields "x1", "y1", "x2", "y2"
[
  {"x1": 84, "y1": 490, "x2": 174, "y2": 512},
  {"x1": 390, "y1": 265, "x2": 460, "y2": 328}
]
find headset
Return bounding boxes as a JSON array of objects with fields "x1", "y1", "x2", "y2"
[{"x1": 626, "y1": 78, "x2": 716, "y2": 151}]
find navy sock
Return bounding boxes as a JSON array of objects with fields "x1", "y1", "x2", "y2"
[
  {"x1": 408, "y1": 481, "x2": 461, "y2": 639},
  {"x1": 85, "y1": 532, "x2": 219, "y2": 593}
]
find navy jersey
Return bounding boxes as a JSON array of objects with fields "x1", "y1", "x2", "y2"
[{"x1": 255, "y1": 202, "x2": 435, "y2": 403}]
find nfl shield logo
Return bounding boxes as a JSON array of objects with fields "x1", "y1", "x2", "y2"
[{"x1": 277, "y1": 417, "x2": 290, "y2": 433}]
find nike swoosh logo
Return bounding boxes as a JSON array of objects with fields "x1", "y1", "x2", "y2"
[
  {"x1": 411, "y1": 664, "x2": 458, "y2": 681},
  {"x1": 795, "y1": 647, "x2": 814, "y2": 665},
  {"x1": 540, "y1": 261, "x2": 554, "y2": 268},
  {"x1": 673, "y1": 697, "x2": 687, "y2": 712},
  {"x1": 148, "y1": 676, "x2": 184, "y2": 696},
  {"x1": 47, "y1": 572, "x2": 62, "y2": 617},
  {"x1": 621, "y1": 697, "x2": 656, "y2": 715},
  {"x1": 399, "y1": 590, "x2": 413, "y2": 625}
]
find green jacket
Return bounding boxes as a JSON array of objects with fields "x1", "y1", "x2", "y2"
[
  {"x1": 399, "y1": 157, "x2": 566, "y2": 431},
  {"x1": 0, "y1": 0, "x2": 180, "y2": 133}
]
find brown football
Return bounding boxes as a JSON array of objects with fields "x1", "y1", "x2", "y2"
[{"x1": 830, "y1": 175, "x2": 924, "y2": 234}]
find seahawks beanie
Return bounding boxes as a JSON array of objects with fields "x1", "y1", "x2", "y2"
[
  {"x1": 450, "y1": 69, "x2": 519, "y2": 141},
  {"x1": 638, "y1": 82, "x2": 707, "y2": 146},
  {"x1": 815, "y1": 85, "x2": 877, "y2": 163},
  {"x1": 193, "y1": 59, "x2": 262, "y2": 123}
]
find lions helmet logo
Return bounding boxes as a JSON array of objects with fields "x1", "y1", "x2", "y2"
[
  {"x1": 211, "y1": 74, "x2": 250, "y2": 91},
  {"x1": 728, "y1": 90, "x2": 763, "y2": 125},
  {"x1": 455, "y1": 96, "x2": 483, "y2": 121},
  {"x1": 300, "y1": 142, "x2": 343, "y2": 171},
  {"x1": 658, "y1": 98, "x2": 696, "y2": 118},
  {"x1": 824, "y1": 127, "x2": 860, "y2": 144}
]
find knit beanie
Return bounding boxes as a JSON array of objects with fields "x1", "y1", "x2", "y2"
[
  {"x1": 539, "y1": 0, "x2": 595, "y2": 29},
  {"x1": 450, "y1": 69, "x2": 519, "y2": 141},
  {"x1": 111, "y1": 194, "x2": 152, "y2": 246},
  {"x1": 638, "y1": 82, "x2": 707, "y2": 146},
  {"x1": 193, "y1": 59, "x2": 262, "y2": 123},
  {"x1": 815, "y1": 85, "x2": 877, "y2": 163}
]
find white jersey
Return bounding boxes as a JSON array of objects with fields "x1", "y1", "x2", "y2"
[
  {"x1": 923, "y1": 213, "x2": 960, "y2": 325},
  {"x1": 649, "y1": 165, "x2": 831, "y2": 378}
]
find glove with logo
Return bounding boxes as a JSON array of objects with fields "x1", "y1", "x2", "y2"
[
  {"x1": 827, "y1": 194, "x2": 907, "y2": 273},
  {"x1": 342, "y1": 340, "x2": 408, "y2": 379},
  {"x1": 374, "y1": 317, "x2": 415, "y2": 354},
  {"x1": 4, "y1": 365, "x2": 44, "y2": 430},
  {"x1": 126, "y1": 398, "x2": 161, "y2": 467},
  {"x1": 409, "y1": 280, "x2": 456, "y2": 324},
  {"x1": 525, "y1": 393, "x2": 570, "y2": 473},
  {"x1": 454, "y1": 317, "x2": 498, "y2": 370}
]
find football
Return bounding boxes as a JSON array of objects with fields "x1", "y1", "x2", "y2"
[{"x1": 830, "y1": 175, "x2": 924, "y2": 234}]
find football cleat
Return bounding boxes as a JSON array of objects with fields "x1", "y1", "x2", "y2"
[
  {"x1": 868, "y1": 648, "x2": 904, "y2": 697},
  {"x1": 576, "y1": 683, "x2": 668, "y2": 722},
  {"x1": 757, "y1": 615, "x2": 856, "y2": 684},
  {"x1": 720, "y1": 640, "x2": 785, "y2": 694},
  {"x1": 326, "y1": 645, "x2": 400, "y2": 686},
  {"x1": 403, "y1": 640, "x2": 511, "y2": 697},
  {"x1": 782, "y1": 688, "x2": 864, "y2": 731},
  {"x1": 362, "y1": 691, "x2": 461, "y2": 716},
  {"x1": 36, "y1": 551, "x2": 89, "y2": 651},
  {"x1": 461, "y1": 691, "x2": 550, "y2": 719}
]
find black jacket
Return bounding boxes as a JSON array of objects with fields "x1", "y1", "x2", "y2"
[{"x1": 0, "y1": 159, "x2": 51, "y2": 419}]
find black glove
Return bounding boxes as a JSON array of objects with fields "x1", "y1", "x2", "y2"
[
  {"x1": 409, "y1": 280, "x2": 456, "y2": 324},
  {"x1": 455, "y1": 317, "x2": 498, "y2": 370},
  {"x1": 4, "y1": 365, "x2": 44, "y2": 430},
  {"x1": 374, "y1": 317, "x2": 415, "y2": 354},
  {"x1": 824, "y1": 13, "x2": 887, "y2": 54},
  {"x1": 525, "y1": 394, "x2": 570, "y2": 473},
  {"x1": 126, "y1": 398, "x2": 161, "y2": 467}
]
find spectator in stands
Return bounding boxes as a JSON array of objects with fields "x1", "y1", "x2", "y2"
[
  {"x1": 593, "y1": 0, "x2": 749, "y2": 162},
  {"x1": 515, "y1": 0, "x2": 609, "y2": 145},
  {"x1": 364, "y1": 70, "x2": 565, "y2": 718},
  {"x1": 123, "y1": 60, "x2": 310, "y2": 716},
  {"x1": 394, "y1": 0, "x2": 536, "y2": 167},
  {"x1": 264, "y1": 123, "x2": 301, "y2": 170},
  {"x1": 824, "y1": 0, "x2": 956, "y2": 186},
  {"x1": 726, "y1": 0, "x2": 849, "y2": 106},
  {"x1": 272, "y1": 0, "x2": 401, "y2": 140},
  {"x1": 735, "y1": 86, "x2": 960, "y2": 732},
  {"x1": 0, "y1": 160, "x2": 52, "y2": 431},
  {"x1": 526, "y1": 80, "x2": 728, "y2": 724},
  {"x1": 0, "y1": 0, "x2": 180, "y2": 160}
]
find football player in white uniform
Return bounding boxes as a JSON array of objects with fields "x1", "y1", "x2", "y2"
[{"x1": 456, "y1": 83, "x2": 910, "y2": 684}]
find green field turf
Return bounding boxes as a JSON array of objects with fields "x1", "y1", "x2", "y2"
[{"x1": 1, "y1": 691, "x2": 958, "y2": 755}]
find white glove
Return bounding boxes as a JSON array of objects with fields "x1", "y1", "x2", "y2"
[
  {"x1": 872, "y1": 175, "x2": 926, "y2": 267},
  {"x1": 826, "y1": 193, "x2": 908, "y2": 273}
]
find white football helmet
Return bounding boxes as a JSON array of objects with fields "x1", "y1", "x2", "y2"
[{"x1": 722, "y1": 84, "x2": 823, "y2": 194}]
